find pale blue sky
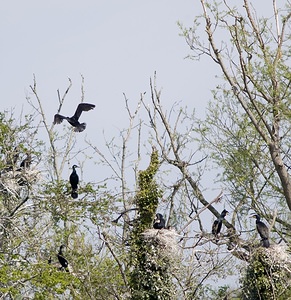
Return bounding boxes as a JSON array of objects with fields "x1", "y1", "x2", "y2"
[
  {"x1": 0, "y1": 1, "x2": 214, "y2": 129},
  {"x1": 0, "y1": 1, "x2": 220, "y2": 190}
]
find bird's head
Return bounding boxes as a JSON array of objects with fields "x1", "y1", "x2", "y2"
[
  {"x1": 72, "y1": 165, "x2": 79, "y2": 169},
  {"x1": 221, "y1": 209, "x2": 229, "y2": 217},
  {"x1": 250, "y1": 214, "x2": 260, "y2": 221},
  {"x1": 59, "y1": 244, "x2": 66, "y2": 251},
  {"x1": 154, "y1": 213, "x2": 163, "y2": 222}
]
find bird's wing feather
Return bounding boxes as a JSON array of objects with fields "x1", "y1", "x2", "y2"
[
  {"x1": 73, "y1": 103, "x2": 95, "y2": 120},
  {"x1": 54, "y1": 114, "x2": 66, "y2": 124},
  {"x1": 257, "y1": 222, "x2": 269, "y2": 239},
  {"x1": 212, "y1": 220, "x2": 219, "y2": 234}
]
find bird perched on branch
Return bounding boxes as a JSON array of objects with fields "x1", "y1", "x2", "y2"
[
  {"x1": 212, "y1": 209, "x2": 229, "y2": 241},
  {"x1": 69, "y1": 165, "x2": 79, "y2": 199},
  {"x1": 57, "y1": 244, "x2": 69, "y2": 272},
  {"x1": 153, "y1": 213, "x2": 166, "y2": 229},
  {"x1": 53, "y1": 103, "x2": 95, "y2": 132},
  {"x1": 20, "y1": 153, "x2": 32, "y2": 169},
  {"x1": 251, "y1": 214, "x2": 270, "y2": 248}
]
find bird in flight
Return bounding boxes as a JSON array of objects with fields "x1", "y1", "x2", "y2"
[{"x1": 54, "y1": 103, "x2": 95, "y2": 132}]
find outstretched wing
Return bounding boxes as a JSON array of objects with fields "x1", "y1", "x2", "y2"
[
  {"x1": 73, "y1": 103, "x2": 95, "y2": 120},
  {"x1": 54, "y1": 114, "x2": 66, "y2": 124}
]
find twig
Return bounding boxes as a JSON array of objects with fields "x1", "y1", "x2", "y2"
[
  {"x1": 178, "y1": 191, "x2": 223, "y2": 234},
  {"x1": 101, "y1": 232, "x2": 129, "y2": 288}
]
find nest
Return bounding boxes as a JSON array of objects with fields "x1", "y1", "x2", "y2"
[
  {"x1": 263, "y1": 244, "x2": 291, "y2": 269},
  {"x1": 141, "y1": 228, "x2": 179, "y2": 255},
  {"x1": 0, "y1": 169, "x2": 41, "y2": 196}
]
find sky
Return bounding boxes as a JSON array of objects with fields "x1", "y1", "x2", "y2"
[
  {"x1": 0, "y1": 0, "x2": 220, "y2": 190},
  {"x1": 0, "y1": 1, "x2": 214, "y2": 125}
]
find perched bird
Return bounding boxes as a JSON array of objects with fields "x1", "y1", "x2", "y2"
[
  {"x1": 5, "y1": 146, "x2": 20, "y2": 171},
  {"x1": 69, "y1": 165, "x2": 79, "y2": 199},
  {"x1": 251, "y1": 214, "x2": 270, "y2": 248},
  {"x1": 20, "y1": 153, "x2": 32, "y2": 169},
  {"x1": 57, "y1": 244, "x2": 69, "y2": 272},
  {"x1": 153, "y1": 213, "x2": 166, "y2": 229},
  {"x1": 212, "y1": 209, "x2": 229, "y2": 241},
  {"x1": 53, "y1": 103, "x2": 95, "y2": 132}
]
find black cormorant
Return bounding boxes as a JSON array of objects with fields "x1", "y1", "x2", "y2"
[
  {"x1": 53, "y1": 103, "x2": 95, "y2": 132},
  {"x1": 20, "y1": 153, "x2": 32, "y2": 169},
  {"x1": 57, "y1": 244, "x2": 69, "y2": 272},
  {"x1": 153, "y1": 213, "x2": 166, "y2": 229},
  {"x1": 251, "y1": 214, "x2": 270, "y2": 248},
  {"x1": 5, "y1": 146, "x2": 20, "y2": 171},
  {"x1": 69, "y1": 165, "x2": 79, "y2": 199},
  {"x1": 212, "y1": 209, "x2": 229, "y2": 241}
]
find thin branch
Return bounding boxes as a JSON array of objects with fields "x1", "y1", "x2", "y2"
[{"x1": 178, "y1": 191, "x2": 223, "y2": 234}]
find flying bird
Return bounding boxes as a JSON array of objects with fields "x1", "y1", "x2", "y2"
[
  {"x1": 69, "y1": 165, "x2": 79, "y2": 199},
  {"x1": 251, "y1": 214, "x2": 270, "y2": 248},
  {"x1": 153, "y1": 213, "x2": 166, "y2": 229},
  {"x1": 57, "y1": 244, "x2": 69, "y2": 272},
  {"x1": 53, "y1": 103, "x2": 95, "y2": 132},
  {"x1": 212, "y1": 209, "x2": 229, "y2": 241}
]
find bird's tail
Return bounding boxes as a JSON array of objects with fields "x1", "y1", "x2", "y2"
[
  {"x1": 212, "y1": 234, "x2": 219, "y2": 243},
  {"x1": 262, "y1": 238, "x2": 270, "y2": 248},
  {"x1": 74, "y1": 123, "x2": 86, "y2": 132},
  {"x1": 71, "y1": 190, "x2": 78, "y2": 199}
]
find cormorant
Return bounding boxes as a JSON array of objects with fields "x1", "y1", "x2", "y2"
[
  {"x1": 153, "y1": 213, "x2": 166, "y2": 229},
  {"x1": 6, "y1": 146, "x2": 20, "y2": 170},
  {"x1": 69, "y1": 165, "x2": 79, "y2": 199},
  {"x1": 53, "y1": 103, "x2": 95, "y2": 132},
  {"x1": 20, "y1": 153, "x2": 32, "y2": 169},
  {"x1": 57, "y1": 244, "x2": 69, "y2": 272},
  {"x1": 251, "y1": 214, "x2": 270, "y2": 248},
  {"x1": 212, "y1": 209, "x2": 229, "y2": 241}
]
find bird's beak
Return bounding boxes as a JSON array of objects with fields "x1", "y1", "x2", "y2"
[{"x1": 154, "y1": 216, "x2": 160, "y2": 223}]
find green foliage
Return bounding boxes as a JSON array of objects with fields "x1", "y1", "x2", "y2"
[
  {"x1": 129, "y1": 148, "x2": 176, "y2": 299},
  {"x1": 135, "y1": 148, "x2": 162, "y2": 233},
  {"x1": 0, "y1": 110, "x2": 126, "y2": 299},
  {"x1": 241, "y1": 248, "x2": 291, "y2": 300}
]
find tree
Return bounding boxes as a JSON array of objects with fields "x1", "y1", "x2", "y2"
[
  {"x1": 0, "y1": 79, "x2": 126, "y2": 299},
  {"x1": 179, "y1": 0, "x2": 291, "y2": 298},
  {"x1": 2, "y1": 2, "x2": 290, "y2": 298}
]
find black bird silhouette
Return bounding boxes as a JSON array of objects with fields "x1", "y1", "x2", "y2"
[
  {"x1": 57, "y1": 244, "x2": 69, "y2": 272},
  {"x1": 53, "y1": 103, "x2": 95, "y2": 132},
  {"x1": 20, "y1": 153, "x2": 32, "y2": 169},
  {"x1": 251, "y1": 214, "x2": 270, "y2": 248},
  {"x1": 153, "y1": 213, "x2": 166, "y2": 229},
  {"x1": 69, "y1": 165, "x2": 79, "y2": 199},
  {"x1": 212, "y1": 209, "x2": 229, "y2": 241}
]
